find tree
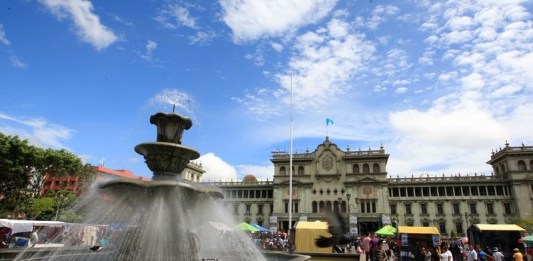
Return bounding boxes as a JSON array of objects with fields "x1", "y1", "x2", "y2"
[
  {"x1": 0, "y1": 133, "x2": 40, "y2": 216},
  {"x1": 517, "y1": 218, "x2": 533, "y2": 235},
  {"x1": 0, "y1": 132, "x2": 96, "y2": 218}
]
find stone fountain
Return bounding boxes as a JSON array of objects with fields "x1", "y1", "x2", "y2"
[{"x1": 12, "y1": 112, "x2": 309, "y2": 261}]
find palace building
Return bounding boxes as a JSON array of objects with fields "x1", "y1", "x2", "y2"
[{"x1": 203, "y1": 138, "x2": 533, "y2": 236}]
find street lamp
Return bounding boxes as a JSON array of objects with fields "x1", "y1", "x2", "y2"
[{"x1": 346, "y1": 193, "x2": 351, "y2": 233}]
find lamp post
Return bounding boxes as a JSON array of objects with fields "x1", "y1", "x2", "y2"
[{"x1": 346, "y1": 193, "x2": 351, "y2": 233}]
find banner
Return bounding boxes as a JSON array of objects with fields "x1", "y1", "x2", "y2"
[
  {"x1": 382, "y1": 214, "x2": 391, "y2": 224},
  {"x1": 349, "y1": 216, "x2": 358, "y2": 225}
]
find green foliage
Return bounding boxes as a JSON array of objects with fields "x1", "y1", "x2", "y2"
[
  {"x1": 59, "y1": 209, "x2": 83, "y2": 223},
  {"x1": 450, "y1": 229, "x2": 457, "y2": 238},
  {"x1": 517, "y1": 218, "x2": 533, "y2": 234},
  {"x1": 0, "y1": 132, "x2": 96, "y2": 218},
  {"x1": 30, "y1": 196, "x2": 56, "y2": 219}
]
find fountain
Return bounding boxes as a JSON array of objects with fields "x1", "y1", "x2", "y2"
[{"x1": 13, "y1": 112, "x2": 274, "y2": 261}]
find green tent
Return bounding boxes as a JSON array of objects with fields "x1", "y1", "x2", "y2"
[
  {"x1": 375, "y1": 224, "x2": 397, "y2": 236},
  {"x1": 236, "y1": 222, "x2": 260, "y2": 232}
]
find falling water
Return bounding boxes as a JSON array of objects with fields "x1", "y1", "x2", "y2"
[{"x1": 14, "y1": 112, "x2": 266, "y2": 261}]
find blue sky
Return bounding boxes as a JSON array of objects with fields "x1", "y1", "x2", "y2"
[{"x1": 1, "y1": 0, "x2": 532, "y2": 181}]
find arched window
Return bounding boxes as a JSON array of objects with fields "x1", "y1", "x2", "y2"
[
  {"x1": 280, "y1": 167, "x2": 286, "y2": 176},
  {"x1": 518, "y1": 160, "x2": 527, "y2": 171},
  {"x1": 325, "y1": 201, "x2": 332, "y2": 212},
  {"x1": 333, "y1": 201, "x2": 340, "y2": 212},
  {"x1": 298, "y1": 166, "x2": 304, "y2": 175},
  {"x1": 312, "y1": 201, "x2": 318, "y2": 213},
  {"x1": 373, "y1": 163, "x2": 380, "y2": 173},
  {"x1": 495, "y1": 166, "x2": 500, "y2": 175},
  {"x1": 363, "y1": 164, "x2": 370, "y2": 173},
  {"x1": 353, "y1": 164, "x2": 360, "y2": 174},
  {"x1": 319, "y1": 201, "x2": 325, "y2": 213},
  {"x1": 341, "y1": 201, "x2": 347, "y2": 213}
]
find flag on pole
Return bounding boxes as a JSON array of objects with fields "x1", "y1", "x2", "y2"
[{"x1": 326, "y1": 118, "x2": 334, "y2": 126}]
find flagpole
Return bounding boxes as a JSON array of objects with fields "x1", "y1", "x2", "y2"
[{"x1": 289, "y1": 75, "x2": 294, "y2": 237}]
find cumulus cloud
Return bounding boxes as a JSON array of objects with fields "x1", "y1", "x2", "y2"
[
  {"x1": 220, "y1": 0, "x2": 338, "y2": 43},
  {"x1": 39, "y1": 0, "x2": 118, "y2": 50},
  {"x1": 236, "y1": 164, "x2": 274, "y2": 181},
  {"x1": 0, "y1": 112, "x2": 73, "y2": 149},
  {"x1": 387, "y1": 0, "x2": 533, "y2": 176},
  {"x1": 199, "y1": 152, "x2": 238, "y2": 181}
]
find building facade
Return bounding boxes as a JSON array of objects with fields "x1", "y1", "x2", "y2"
[{"x1": 204, "y1": 138, "x2": 533, "y2": 236}]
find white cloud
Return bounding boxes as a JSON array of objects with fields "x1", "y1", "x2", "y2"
[
  {"x1": 367, "y1": 5, "x2": 400, "y2": 30},
  {"x1": 140, "y1": 40, "x2": 157, "y2": 62},
  {"x1": 395, "y1": 87, "x2": 408, "y2": 94},
  {"x1": 10, "y1": 56, "x2": 27, "y2": 68},
  {"x1": 236, "y1": 164, "x2": 274, "y2": 181},
  {"x1": 0, "y1": 24, "x2": 10, "y2": 45},
  {"x1": 189, "y1": 31, "x2": 216, "y2": 45},
  {"x1": 220, "y1": 0, "x2": 338, "y2": 43},
  {"x1": 156, "y1": 4, "x2": 198, "y2": 29},
  {"x1": 387, "y1": 0, "x2": 533, "y2": 176},
  {"x1": 39, "y1": 0, "x2": 118, "y2": 51},
  {"x1": 0, "y1": 112, "x2": 73, "y2": 149},
  {"x1": 270, "y1": 41, "x2": 284, "y2": 52},
  {"x1": 199, "y1": 152, "x2": 238, "y2": 181}
]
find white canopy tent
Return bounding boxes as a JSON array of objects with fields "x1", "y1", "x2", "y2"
[{"x1": 0, "y1": 219, "x2": 65, "y2": 235}]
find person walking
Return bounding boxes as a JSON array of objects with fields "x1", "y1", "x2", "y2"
[
  {"x1": 466, "y1": 245, "x2": 478, "y2": 261},
  {"x1": 423, "y1": 247, "x2": 433, "y2": 261},
  {"x1": 492, "y1": 248, "x2": 504, "y2": 261},
  {"x1": 437, "y1": 245, "x2": 454, "y2": 261},
  {"x1": 513, "y1": 248, "x2": 524, "y2": 261}
]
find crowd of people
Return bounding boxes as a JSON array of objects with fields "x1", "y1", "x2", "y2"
[{"x1": 244, "y1": 230, "x2": 531, "y2": 261}]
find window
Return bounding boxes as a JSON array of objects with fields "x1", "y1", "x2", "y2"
[
  {"x1": 298, "y1": 166, "x2": 304, "y2": 175},
  {"x1": 455, "y1": 221, "x2": 463, "y2": 234},
  {"x1": 405, "y1": 203, "x2": 412, "y2": 215},
  {"x1": 246, "y1": 204, "x2": 251, "y2": 214},
  {"x1": 312, "y1": 201, "x2": 317, "y2": 213},
  {"x1": 280, "y1": 167, "x2": 286, "y2": 176},
  {"x1": 504, "y1": 203, "x2": 512, "y2": 214},
  {"x1": 319, "y1": 201, "x2": 325, "y2": 213},
  {"x1": 294, "y1": 203, "x2": 299, "y2": 213},
  {"x1": 453, "y1": 203, "x2": 460, "y2": 215},
  {"x1": 486, "y1": 203, "x2": 494, "y2": 215},
  {"x1": 530, "y1": 160, "x2": 533, "y2": 171},
  {"x1": 438, "y1": 221, "x2": 446, "y2": 234},
  {"x1": 518, "y1": 160, "x2": 527, "y2": 171},
  {"x1": 390, "y1": 204, "x2": 397, "y2": 215},
  {"x1": 258, "y1": 204, "x2": 263, "y2": 214},
  {"x1": 421, "y1": 203, "x2": 428, "y2": 215},
  {"x1": 353, "y1": 164, "x2": 360, "y2": 174},
  {"x1": 469, "y1": 203, "x2": 477, "y2": 214},
  {"x1": 422, "y1": 221, "x2": 429, "y2": 227},
  {"x1": 285, "y1": 202, "x2": 288, "y2": 213},
  {"x1": 437, "y1": 203, "x2": 444, "y2": 215},
  {"x1": 363, "y1": 164, "x2": 370, "y2": 173},
  {"x1": 373, "y1": 163, "x2": 380, "y2": 173},
  {"x1": 233, "y1": 204, "x2": 239, "y2": 214}
]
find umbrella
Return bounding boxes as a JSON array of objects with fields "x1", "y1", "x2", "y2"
[
  {"x1": 251, "y1": 223, "x2": 270, "y2": 232},
  {"x1": 375, "y1": 224, "x2": 397, "y2": 236},
  {"x1": 520, "y1": 235, "x2": 533, "y2": 244},
  {"x1": 236, "y1": 222, "x2": 259, "y2": 232}
]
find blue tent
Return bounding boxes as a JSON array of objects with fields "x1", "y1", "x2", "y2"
[{"x1": 251, "y1": 223, "x2": 269, "y2": 232}]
